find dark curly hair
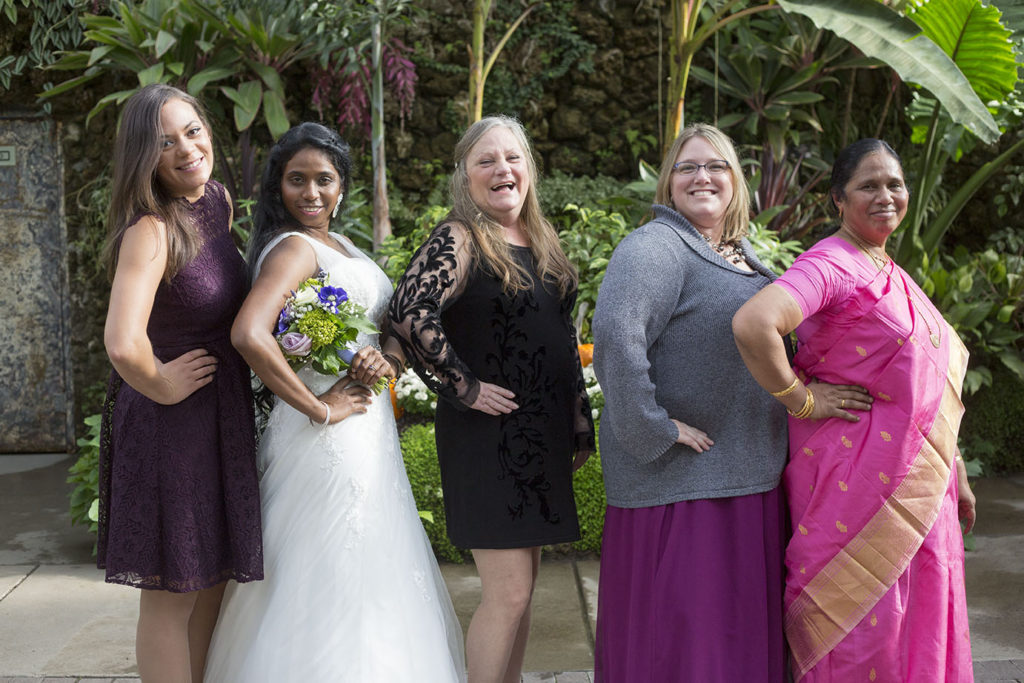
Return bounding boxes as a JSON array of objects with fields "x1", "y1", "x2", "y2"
[{"x1": 245, "y1": 122, "x2": 353, "y2": 280}]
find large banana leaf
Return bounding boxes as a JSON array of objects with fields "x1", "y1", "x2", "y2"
[
  {"x1": 777, "y1": 0, "x2": 1000, "y2": 143},
  {"x1": 907, "y1": 0, "x2": 1017, "y2": 105}
]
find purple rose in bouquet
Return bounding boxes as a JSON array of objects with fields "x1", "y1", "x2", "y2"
[{"x1": 279, "y1": 332, "x2": 312, "y2": 356}]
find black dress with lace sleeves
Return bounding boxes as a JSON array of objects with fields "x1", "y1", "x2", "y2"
[
  {"x1": 387, "y1": 222, "x2": 481, "y2": 408},
  {"x1": 388, "y1": 222, "x2": 593, "y2": 549}
]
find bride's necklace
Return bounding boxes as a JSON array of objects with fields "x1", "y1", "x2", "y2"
[
  {"x1": 698, "y1": 231, "x2": 745, "y2": 266},
  {"x1": 843, "y1": 227, "x2": 942, "y2": 349}
]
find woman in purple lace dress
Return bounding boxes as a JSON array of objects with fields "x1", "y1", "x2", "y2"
[{"x1": 98, "y1": 84, "x2": 262, "y2": 682}]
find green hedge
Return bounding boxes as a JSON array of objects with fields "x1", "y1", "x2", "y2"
[
  {"x1": 400, "y1": 422, "x2": 608, "y2": 561},
  {"x1": 961, "y1": 364, "x2": 1024, "y2": 474}
]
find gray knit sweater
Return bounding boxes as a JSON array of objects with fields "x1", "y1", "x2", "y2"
[{"x1": 592, "y1": 205, "x2": 788, "y2": 508}]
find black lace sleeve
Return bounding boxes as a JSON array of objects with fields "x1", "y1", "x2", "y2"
[
  {"x1": 387, "y1": 222, "x2": 481, "y2": 408},
  {"x1": 565, "y1": 291, "x2": 596, "y2": 453}
]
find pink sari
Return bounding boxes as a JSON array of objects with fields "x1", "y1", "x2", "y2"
[{"x1": 775, "y1": 237, "x2": 973, "y2": 682}]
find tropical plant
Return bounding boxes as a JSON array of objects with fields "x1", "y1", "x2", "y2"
[
  {"x1": 67, "y1": 413, "x2": 101, "y2": 542},
  {"x1": 41, "y1": 0, "x2": 349, "y2": 201},
  {"x1": 0, "y1": 0, "x2": 90, "y2": 95},
  {"x1": 556, "y1": 203, "x2": 633, "y2": 340},
  {"x1": 892, "y1": 0, "x2": 1023, "y2": 265},
  {"x1": 920, "y1": 244, "x2": 1024, "y2": 392},
  {"x1": 309, "y1": 0, "x2": 418, "y2": 247}
]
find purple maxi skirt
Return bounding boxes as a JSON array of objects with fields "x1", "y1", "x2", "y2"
[{"x1": 595, "y1": 487, "x2": 787, "y2": 683}]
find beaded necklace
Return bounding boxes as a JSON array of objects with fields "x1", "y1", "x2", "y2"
[
  {"x1": 842, "y1": 228, "x2": 942, "y2": 349},
  {"x1": 698, "y1": 231, "x2": 746, "y2": 267}
]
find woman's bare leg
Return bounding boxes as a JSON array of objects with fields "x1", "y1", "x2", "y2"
[
  {"x1": 503, "y1": 547, "x2": 541, "y2": 682},
  {"x1": 136, "y1": 588, "x2": 199, "y2": 683},
  {"x1": 466, "y1": 547, "x2": 540, "y2": 683},
  {"x1": 188, "y1": 582, "x2": 226, "y2": 682}
]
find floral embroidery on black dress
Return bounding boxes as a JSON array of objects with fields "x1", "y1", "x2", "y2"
[{"x1": 388, "y1": 222, "x2": 594, "y2": 548}]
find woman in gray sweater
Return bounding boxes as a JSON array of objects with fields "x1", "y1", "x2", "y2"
[{"x1": 592, "y1": 123, "x2": 788, "y2": 682}]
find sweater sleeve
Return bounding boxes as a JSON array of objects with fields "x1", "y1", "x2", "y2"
[
  {"x1": 386, "y1": 222, "x2": 481, "y2": 408},
  {"x1": 592, "y1": 225, "x2": 683, "y2": 464}
]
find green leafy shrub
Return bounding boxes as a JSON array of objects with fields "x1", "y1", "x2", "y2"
[
  {"x1": 571, "y1": 434, "x2": 606, "y2": 555},
  {"x1": 541, "y1": 170, "x2": 649, "y2": 227},
  {"x1": 557, "y1": 204, "x2": 633, "y2": 341},
  {"x1": 400, "y1": 424, "x2": 467, "y2": 563},
  {"x1": 919, "y1": 245, "x2": 1024, "y2": 394},
  {"x1": 960, "y1": 363, "x2": 1024, "y2": 474},
  {"x1": 67, "y1": 413, "x2": 101, "y2": 546}
]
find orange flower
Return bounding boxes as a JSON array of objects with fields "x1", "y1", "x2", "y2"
[
  {"x1": 578, "y1": 343, "x2": 594, "y2": 367},
  {"x1": 389, "y1": 378, "x2": 404, "y2": 420}
]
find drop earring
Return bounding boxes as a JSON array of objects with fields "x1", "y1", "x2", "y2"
[{"x1": 332, "y1": 194, "x2": 344, "y2": 219}]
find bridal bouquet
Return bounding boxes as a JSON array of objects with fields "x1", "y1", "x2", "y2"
[{"x1": 275, "y1": 270, "x2": 389, "y2": 394}]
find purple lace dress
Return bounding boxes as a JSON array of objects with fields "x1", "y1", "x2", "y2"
[{"x1": 97, "y1": 180, "x2": 263, "y2": 592}]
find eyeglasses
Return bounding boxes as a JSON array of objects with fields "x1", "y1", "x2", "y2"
[{"x1": 673, "y1": 160, "x2": 731, "y2": 175}]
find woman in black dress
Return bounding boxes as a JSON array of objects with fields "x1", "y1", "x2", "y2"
[
  {"x1": 389, "y1": 115, "x2": 594, "y2": 683},
  {"x1": 99, "y1": 84, "x2": 262, "y2": 682}
]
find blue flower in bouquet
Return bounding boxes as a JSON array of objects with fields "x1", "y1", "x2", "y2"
[
  {"x1": 317, "y1": 285, "x2": 349, "y2": 313},
  {"x1": 275, "y1": 305, "x2": 291, "y2": 336}
]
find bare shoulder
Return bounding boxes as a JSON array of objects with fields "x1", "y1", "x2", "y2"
[
  {"x1": 118, "y1": 214, "x2": 168, "y2": 264},
  {"x1": 255, "y1": 233, "x2": 319, "y2": 283}
]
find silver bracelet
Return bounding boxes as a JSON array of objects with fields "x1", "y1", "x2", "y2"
[{"x1": 308, "y1": 400, "x2": 330, "y2": 427}]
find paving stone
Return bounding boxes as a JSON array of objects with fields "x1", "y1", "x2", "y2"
[
  {"x1": 974, "y1": 659, "x2": 1024, "y2": 678},
  {"x1": 553, "y1": 672, "x2": 593, "y2": 682},
  {"x1": 522, "y1": 673, "x2": 556, "y2": 683}
]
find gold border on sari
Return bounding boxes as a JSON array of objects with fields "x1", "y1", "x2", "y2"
[{"x1": 786, "y1": 336, "x2": 968, "y2": 680}]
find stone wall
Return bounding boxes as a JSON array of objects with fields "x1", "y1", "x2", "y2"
[{"x1": 391, "y1": 1, "x2": 666, "y2": 188}]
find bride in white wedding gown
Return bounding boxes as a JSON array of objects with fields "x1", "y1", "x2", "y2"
[{"x1": 204, "y1": 123, "x2": 465, "y2": 683}]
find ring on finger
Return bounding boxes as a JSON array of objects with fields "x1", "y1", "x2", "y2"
[
  {"x1": 368, "y1": 364, "x2": 376, "y2": 371},
  {"x1": 840, "y1": 398, "x2": 846, "y2": 409}
]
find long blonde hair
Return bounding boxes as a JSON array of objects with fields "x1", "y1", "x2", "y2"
[
  {"x1": 448, "y1": 115, "x2": 577, "y2": 298},
  {"x1": 104, "y1": 84, "x2": 211, "y2": 282},
  {"x1": 654, "y1": 123, "x2": 750, "y2": 243}
]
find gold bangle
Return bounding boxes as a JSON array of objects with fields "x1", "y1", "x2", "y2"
[
  {"x1": 770, "y1": 377, "x2": 801, "y2": 398},
  {"x1": 788, "y1": 387, "x2": 815, "y2": 419}
]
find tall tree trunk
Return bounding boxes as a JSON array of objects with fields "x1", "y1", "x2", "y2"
[
  {"x1": 371, "y1": 9, "x2": 391, "y2": 249},
  {"x1": 469, "y1": 0, "x2": 491, "y2": 123}
]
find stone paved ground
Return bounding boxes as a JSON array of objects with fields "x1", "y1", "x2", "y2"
[{"x1": 1, "y1": 457, "x2": 1021, "y2": 682}]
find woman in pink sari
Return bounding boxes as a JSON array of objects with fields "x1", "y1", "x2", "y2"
[{"x1": 733, "y1": 138, "x2": 976, "y2": 682}]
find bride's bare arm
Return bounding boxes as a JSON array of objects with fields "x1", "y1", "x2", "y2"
[{"x1": 231, "y1": 236, "x2": 371, "y2": 424}]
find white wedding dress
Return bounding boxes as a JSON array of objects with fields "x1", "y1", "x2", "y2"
[{"x1": 205, "y1": 232, "x2": 465, "y2": 682}]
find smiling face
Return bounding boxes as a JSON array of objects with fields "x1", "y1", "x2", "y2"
[
  {"x1": 669, "y1": 135, "x2": 734, "y2": 235},
  {"x1": 280, "y1": 147, "x2": 343, "y2": 231},
  {"x1": 835, "y1": 151, "x2": 908, "y2": 247},
  {"x1": 465, "y1": 126, "x2": 530, "y2": 229},
  {"x1": 155, "y1": 98, "x2": 213, "y2": 202}
]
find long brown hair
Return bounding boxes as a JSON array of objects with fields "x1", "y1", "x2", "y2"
[
  {"x1": 104, "y1": 84, "x2": 210, "y2": 282},
  {"x1": 448, "y1": 115, "x2": 577, "y2": 298},
  {"x1": 654, "y1": 123, "x2": 751, "y2": 243}
]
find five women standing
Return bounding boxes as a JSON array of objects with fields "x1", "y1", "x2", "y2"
[{"x1": 97, "y1": 80, "x2": 974, "y2": 682}]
